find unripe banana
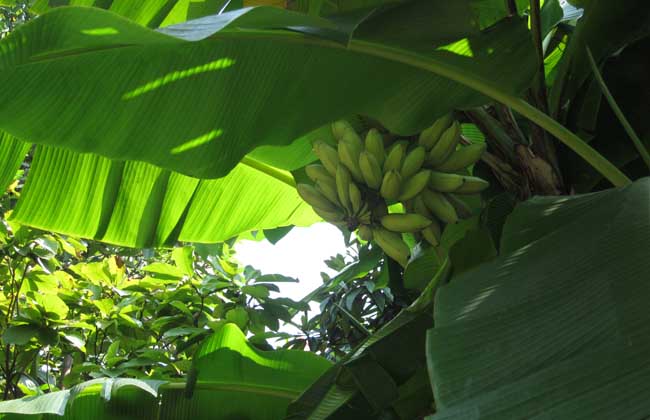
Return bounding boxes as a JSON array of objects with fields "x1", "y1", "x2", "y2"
[
  {"x1": 365, "y1": 129, "x2": 386, "y2": 166},
  {"x1": 312, "y1": 207, "x2": 345, "y2": 224},
  {"x1": 381, "y1": 213, "x2": 431, "y2": 233},
  {"x1": 359, "y1": 151, "x2": 383, "y2": 190},
  {"x1": 332, "y1": 120, "x2": 356, "y2": 141},
  {"x1": 358, "y1": 209, "x2": 372, "y2": 225},
  {"x1": 398, "y1": 169, "x2": 430, "y2": 201},
  {"x1": 338, "y1": 138, "x2": 364, "y2": 182},
  {"x1": 305, "y1": 164, "x2": 333, "y2": 185},
  {"x1": 401, "y1": 146, "x2": 426, "y2": 179},
  {"x1": 297, "y1": 183, "x2": 340, "y2": 213},
  {"x1": 383, "y1": 142, "x2": 407, "y2": 172},
  {"x1": 428, "y1": 121, "x2": 461, "y2": 167},
  {"x1": 412, "y1": 195, "x2": 432, "y2": 219},
  {"x1": 436, "y1": 143, "x2": 487, "y2": 172},
  {"x1": 422, "y1": 189, "x2": 459, "y2": 224},
  {"x1": 380, "y1": 170, "x2": 402, "y2": 201},
  {"x1": 335, "y1": 165, "x2": 352, "y2": 212},
  {"x1": 316, "y1": 178, "x2": 339, "y2": 206},
  {"x1": 454, "y1": 176, "x2": 489, "y2": 194},
  {"x1": 446, "y1": 194, "x2": 474, "y2": 219},
  {"x1": 419, "y1": 114, "x2": 453, "y2": 150},
  {"x1": 372, "y1": 227, "x2": 410, "y2": 267},
  {"x1": 358, "y1": 224, "x2": 373, "y2": 241},
  {"x1": 313, "y1": 141, "x2": 339, "y2": 175},
  {"x1": 373, "y1": 201, "x2": 389, "y2": 218},
  {"x1": 349, "y1": 182, "x2": 363, "y2": 214},
  {"x1": 422, "y1": 221, "x2": 441, "y2": 246},
  {"x1": 429, "y1": 171, "x2": 466, "y2": 192}
]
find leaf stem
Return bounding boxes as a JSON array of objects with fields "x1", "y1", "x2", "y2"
[{"x1": 585, "y1": 47, "x2": 650, "y2": 172}]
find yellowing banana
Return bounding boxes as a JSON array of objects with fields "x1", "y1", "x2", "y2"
[
  {"x1": 454, "y1": 176, "x2": 489, "y2": 194},
  {"x1": 349, "y1": 182, "x2": 363, "y2": 214},
  {"x1": 332, "y1": 120, "x2": 356, "y2": 140},
  {"x1": 365, "y1": 129, "x2": 386, "y2": 167},
  {"x1": 383, "y1": 142, "x2": 407, "y2": 172},
  {"x1": 398, "y1": 169, "x2": 430, "y2": 201},
  {"x1": 358, "y1": 224, "x2": 373, "y2": 241},
  {"x1": 419, "y1": 114, "x2": 453, "y2": 150},
  {"x1": 338, "y1": 139, "x2": 364, "y2": 182},
  {"x1": 401, "y1": 146, "x2": 426, "y2": 179},
  {"x1": 422, "y1": 189, "x2": 459, "y2": 224},
  {"x1": 429, "y1": 171, "x2": 466, "y2": 192},
  {"x1": 380, "y1": 213, "x2": 431, "y2": 233},
  {"x1": 436, "y1": 143, "x2": 487, "y2": 172},
  {"x1": 380, "y1": 170, "x2": 402, "y2": 201},
  {"x1": 428, "y1": 121, "x2": 460, "y2": 167},
  {"x1": 297, "y1": 183, "x2": 340, "y2": 213},
  {"x1": 372, "y1": 227, "x2": 410, "y2": 267},
  {"x1": 336, "y1": 164, "x2": 352, "y2": 212},
  {"x1": 359, "y1": 151, "x2": 383, "y2": 190},
  {"x1": 313, "y1": 141, "x2": 339, "y2": 175}
]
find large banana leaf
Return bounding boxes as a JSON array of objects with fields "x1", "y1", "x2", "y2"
[
  {"x1": 0, "y1": 4, "x2": 535, "y2": 179},
  {"x1": 0, "y1": 324, "x2": 331, "y2": 419},
  {"x1": 10, "y1": 144, "x2": 318, "y2": 247},
  {"x1": 427, "y1": 177, "x2": 650, "y2": 419},
  {"x1": 0, "y1": 1, "x2": 537, "y2": 245}
]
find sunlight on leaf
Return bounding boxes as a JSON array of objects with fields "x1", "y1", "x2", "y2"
[
  {"x1": 171, "y1": 129, "x2": 224, "y2": 154},
  {"x1": 122, "y1": 57, "x2": 236, "y2": 100},
  {"x1": 80, "y1": 27, "x2": 119, "y2": 36}
]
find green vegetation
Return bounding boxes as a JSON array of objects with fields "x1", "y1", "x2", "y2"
[{"x1": 0, "y1": 0, "x2": 649, "y2": 418}]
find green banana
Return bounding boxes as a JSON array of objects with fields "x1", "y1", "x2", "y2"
[
  {"x1": 365, "y1": 129, "x2": 386, "y2": 166},
  {"x1": 383, "y1": 142, "x2": 407, "y2": 172},
  {"x1": 401, "y1": 146, "x2": 426, "y2": 179},
  {"x1": 436, "y1": 143, "x2": 487, "y2": 172},
  {"x1": 381, "y1": 213, "x2": 431, "y2": 233},
  {"x1": 359, "y1": 151, "x2": 383, "y2": 190},
  {"x1": 305, "y1": 164, "x2": 332, "y2": 184},
  {"x1": 445, "y1": 194, "x2": 474, "y2": 219},
  {"x1": 373, "y1": 201, "x2": 389, "y2": 218},
  {"x1": 372, "y1": 227, "x2": 410, "y2": 267},
  {"x1": 398, "y1": 169, "x2": 430, "y2": 201},
  {"x1": 428, "y1": 121, "x2": 461, "y2": 167},
  {"x1": 316, "y1": 178, "x2": 339, "y2": 206},
  {"x1": 380, "y1": 170, "x2": 402, "y2": 201},
  {"x1": 357, "y1": 224, "x2": 373, "y2": 241},
  {"x1": 349, "y1": 182, "x2": 363, "y2": 214},
  {"x1": 338, "y1": 138, "x2": 364, "y2": 182},
  {"x1": 422, "y1": 189, "x2": 459, "y2": 224},
  {"x1": 421, "y1": 221, "x2": 441, "y2": 246},
  {"x1": 332, "y1": 120, "x2": 356, "y2": 141},
  {"x1": 418, "y1": 114, "x2": 453, "y2": 150},
  {"x1": 335, "y1": 164, "x2": 352, "y2": 212},
  {"x1": 412, "y1": 195, "x2": 432, "y2": 219},
  {"x1": 312, "y1": 207, "x2": 345, "y2": 224},
  {"x1": 358, "y1": 208, "x2": 372, "y2": 225},
  {"x1": 454, "y1": 176, "x2": 489, "y2": 194},
  {"x1": 313, "y1": 141, "x2": 340, "y2": 175},
  {"x1": 297, "y1": 183, "x2": 340, "y2": 213},
  {"x1": 429, "y1": 171, "x2": 466, "y2": 192}
]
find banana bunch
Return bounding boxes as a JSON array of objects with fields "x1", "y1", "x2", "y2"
[{"x1": 297, "y1": 116, "x2": 489, "y2": 267}]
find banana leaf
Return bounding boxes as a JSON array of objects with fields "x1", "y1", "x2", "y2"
[
  {"x1": 427, "y1": 177, "x2": 650, "y2": 419},
  {"x1": 0, "y1": 324, "x2": 331, "y2": 419}
]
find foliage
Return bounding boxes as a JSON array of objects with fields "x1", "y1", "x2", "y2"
[
  {"x1": 0, "y1": 0, "x2": 649, "y2": 419},
  {"x1": 0, "y1": 206, "x2": 307, "y2": 400}
]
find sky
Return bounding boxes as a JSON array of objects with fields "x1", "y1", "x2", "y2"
[{"x1": 234, "y1": 223, "x2": 347, "y2": 302}]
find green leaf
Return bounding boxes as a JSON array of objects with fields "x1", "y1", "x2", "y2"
[
  {"x1": 447, "y1": 227, "x2": 497, "y2": 275},
  {"x1": 171, "y1": 246, "x2": 194, "y2": 277},
  {"x1": 549, "y1": 0, "x2": 650, "y2": 115},
  {"x1": 11, "y1": 146, "x2": 318, "y2": 247},
  {"x1": 161, "y1": 324, "x2": 332, "y2": 419},
  {"x1": 33, "y1": 293, "x2": 69, "y2": 320},
  {"x1": 0, "y1": 132, "x2": 29, "y2": 193},
  {"x1": 427, "y1": 177, "x2": 650, "y2": 418},
  {"x1": 241, "y1": 284, "x2": 271, "y2": 300},
  {"x1": 224, "y1": 307, "x2": 249, "y2": 330},
  {"x1": 2, "y1": 325, "x2": 40, "y2": 346},
  {"x1": 0, "y1": 5, "x2": 535, "y2": 179}
]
